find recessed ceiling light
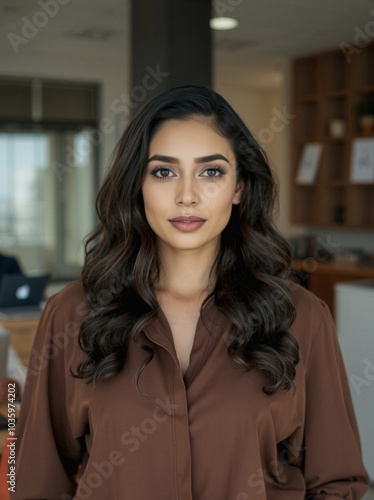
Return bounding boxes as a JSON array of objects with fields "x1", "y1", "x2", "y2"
[{"x1": 210, "y1": 17, "x2": 238, "y2": 31}]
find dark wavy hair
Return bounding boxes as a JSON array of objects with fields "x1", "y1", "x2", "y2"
[{"x1": 75, "y1": 85, "x2": 298, "y2": 395}]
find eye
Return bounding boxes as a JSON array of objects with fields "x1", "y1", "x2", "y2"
[
  {"x1": 151, "y1": 167, "x2": 174, "y2": 179},
  {"x1": 201, "y1": 167, "x2": 226, "y2": 178}
]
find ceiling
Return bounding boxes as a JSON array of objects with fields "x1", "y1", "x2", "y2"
[{"x1": 1, "y1": 0, "x2": 374, "y2": 87}]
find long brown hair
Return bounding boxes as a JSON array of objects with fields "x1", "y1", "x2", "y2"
[{"x1": 75, "y1": 85, "x2": 298, "y2": 395}]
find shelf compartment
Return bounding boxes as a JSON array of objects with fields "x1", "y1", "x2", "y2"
[
  {"x1": 352, "y1": 43, "x2": 374, "y2": 88},
  {"x1": 325, "y1": 90, "x2": 348, "y2": 98},
  {"x1": 349, "y1": 185, "x2": 374, "y2": 227},
  {"x1": 319, "y1": 180, "x2": 347, "y2": 187},
  {"x1": 294, "y1": 57, "x2": 319, "y2": 100},
  {"x1": 355, "y1": 85, "x2": 374, "y2": 94},
  {"x1": 293, "y1": 142, "x2": 322, "y2": 183},
  {"x1": 319, "y1": 142, "x2": 349, "y2": 182},
  {"x1": 319, "y1": 187, "x2": 348, "y2": 225},
  {"x1": 354, "y1": 93, "x2": 374, "y2": 135},
  {"x1": 291, "y1": 186, "x2": 319, "y2": 225},
  {"x1": 323, "y1": 96, "x2": 348, "y2": 137},
  {"x1": 294, "y1": 102, "x2": 319, "y2": 139},
  {"x1": 324, "y1": 136, "x2": 348, "y2": 143},
  {"x1": 322, "y1": 51, "x2": 349, "y2": 93}
]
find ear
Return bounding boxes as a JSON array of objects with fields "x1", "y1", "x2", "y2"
[{"x1": 232, "y1": 179, "x2": 244, "y2": 205}]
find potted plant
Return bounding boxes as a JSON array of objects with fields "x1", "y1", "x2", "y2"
[{"x1": 357, "y1": 98, "x2": 374, "y2": 135}]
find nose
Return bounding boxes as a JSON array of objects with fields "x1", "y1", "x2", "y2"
[{"x1": 175, "y1": 177, "x2": 200, "y2": 206}]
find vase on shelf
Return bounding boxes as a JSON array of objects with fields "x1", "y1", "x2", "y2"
[
  {"x1": 359, "y1": 115, "x2": 374, "y2": 135},
  {"x1": 329, "y1": 119, "x2": 346, "y2": 138},
  {"x1": 357, "y1": 99, "x2": 374, "y2": 135}
]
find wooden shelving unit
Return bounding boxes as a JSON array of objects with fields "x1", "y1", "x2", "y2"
[
  {"x1": 291, "y1": 45, "x2": 374, "y2": 228},
  {"x1": 292, "y1": 259, "x2": 374, "y2": 317}
]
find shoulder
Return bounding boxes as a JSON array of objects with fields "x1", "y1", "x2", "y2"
[
  {"x1": 29, "y1": 281, "x2": 87, "y2": 367},
  {"x1": 44, "y1": 280, "x2": 88, "y2": 326},
  {"x1": 290, "y1": 282, "x2": 328, "y2": 320},
  {"x1": 49, "y1": 279, "x2": 86, "y2": 304},
  {"x1": 288, "y1": 283, "x2": 332, "y2": 350}
]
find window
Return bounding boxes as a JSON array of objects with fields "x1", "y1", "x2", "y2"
[
  {"x1": 0, "y1": 78, "x2": 99, "y2": 280},
  {"x1": 0, "y1": 130, "x2": 97, "y2": 279}
]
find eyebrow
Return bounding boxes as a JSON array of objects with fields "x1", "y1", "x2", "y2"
[{"x1": 147, "y1": 153, "x2": 231, "y2": 165}]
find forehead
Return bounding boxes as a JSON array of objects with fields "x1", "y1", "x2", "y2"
[{"x1": 148, "y1": 118, "x2": 234, "y2": 156}]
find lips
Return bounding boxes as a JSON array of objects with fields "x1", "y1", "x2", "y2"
[
  {"x1": 169, "y1": 216, "x2": 206, "y2": 222},
  {"x1": 168, "y1": 215, "x2": 206, "y2": 232}
]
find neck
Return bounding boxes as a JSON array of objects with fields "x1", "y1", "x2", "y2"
[{"x1": 155, "y1": 240, "x2": 219, "y2": 302}]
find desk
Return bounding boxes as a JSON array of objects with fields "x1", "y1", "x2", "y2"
[
  {"x1": 292, "y1": 260, "x2": 374, "y2": 317},
  {"x1": 0, "y1": 316, "x2": 40, "y2": 368},
  {"x1": 0, "y1": 317, "x2": 39, "y2": 455}
]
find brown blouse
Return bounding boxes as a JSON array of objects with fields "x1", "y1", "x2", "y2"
[{"x1": 11, "y1": 281, "x2": 369, "y2": 499}]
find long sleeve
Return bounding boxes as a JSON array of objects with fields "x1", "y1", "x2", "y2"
[
  {"x1": 10, "y1": 295, "x2": 83, "y2": 500},
  {"x1": 303, "y1": 302, "x2": 370, "y2": 499}
]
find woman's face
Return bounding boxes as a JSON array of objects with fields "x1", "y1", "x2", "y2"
[{"x1": 141, "y1": 118, "x2": 243, "y2": 254}]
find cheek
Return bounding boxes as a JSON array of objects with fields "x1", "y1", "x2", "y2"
[
  {"x1": 142, "y1": 184, "x2": 168, "y2": 219},
  {"x1": 200, "y1": 179, "x2": 237, "y2": 209},
  {"x1": 142, "y1": 183, "x2": 156, "y2": 210}
]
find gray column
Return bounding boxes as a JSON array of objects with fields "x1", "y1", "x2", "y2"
[{"x1": 130, "y1": 0, "x2": 212, "y2": 108}]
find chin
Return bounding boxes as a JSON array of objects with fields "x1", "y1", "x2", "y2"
[
  {"x1": 172, "y1": 240, "x2": 206, "y2": 250},
  {"x1": 173, "y1": 236, "x2": 218, "y2": 251}
]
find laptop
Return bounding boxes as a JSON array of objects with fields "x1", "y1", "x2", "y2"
[
  {"x1": 0, "y1": 328, "x2": 9, "y2": 379},
  {"x1": 0, "y1": 274, "x2": 50, "y2": 318}
]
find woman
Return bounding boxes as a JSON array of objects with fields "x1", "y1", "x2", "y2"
[{"x1": 11, "y1": 86, "x2": 369, "y2": 499}]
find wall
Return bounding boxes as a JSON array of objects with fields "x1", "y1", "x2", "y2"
[{"x1": 215, "y1": 60, "x2": 303, "y2": 239}]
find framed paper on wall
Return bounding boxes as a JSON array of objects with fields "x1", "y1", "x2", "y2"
[
  {"x1": 295, "y1": 143, "x2": 322, "y2": 184},
  {"x1": 350, "y1": 138, "x2": 374, "y2": 183}
]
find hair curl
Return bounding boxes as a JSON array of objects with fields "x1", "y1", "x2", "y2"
[{"x1": 74, "y1": 85, "x2": 298, "y2": 395}]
